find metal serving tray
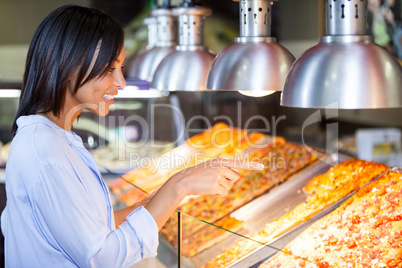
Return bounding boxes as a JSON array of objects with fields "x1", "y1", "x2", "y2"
[
  {"x1": 229, "y1": 184, "x2": 355, "y2": 268},
  {"x1": 230, "y1": 165, "x2": 399, "y2": 268},
  {"x1": 185, "y1": 153, "x2": 350, "y2": 268}
]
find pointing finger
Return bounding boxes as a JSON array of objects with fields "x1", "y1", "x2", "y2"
[
  {"x1": 216, "y1": 186, "x2": 229, "y2": 197},
  {"x1": 219, "y1": 167, "x2": 241, "y2": 183},
  {"x1": 218, "y1": 175, "x2": 233, "y2": 190}
]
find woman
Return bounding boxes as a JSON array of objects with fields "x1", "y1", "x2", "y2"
[{"x1": 1, "y1": 5, "x2": 262, "y2": 268}]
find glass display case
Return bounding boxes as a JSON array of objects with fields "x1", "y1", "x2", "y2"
[{"x1": 124, "y1": 149, "x2": 399, "y2": 268}]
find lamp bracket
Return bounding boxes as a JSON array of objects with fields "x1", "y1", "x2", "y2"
[
  {"x1": 151, "y1": 8, "x2": 177, "y2": 47},
  {"x1": 320, "y1": 35, "x2": 373, "y2": 44},
  {"x1": 325, "y1": 0, "x2": 368, "y2": 36},
  {"x1": 234, "y1": 36, "x2": 276, "y2": 43},
  {"x1": 173, "y1": 6, "x2": 212, "y2": 46},
  {"x1": 143, "y1": 17, "x2": 158, "y2": 49},
  {"x1": 237, "y1": 0, "x2": 275, "y2": 37}
]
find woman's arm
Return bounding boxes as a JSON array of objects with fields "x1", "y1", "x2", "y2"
[
  {"x1": 114, "y1": 192, "x2": 155, "y2": 228},
  {"x1": 33, "y1": 158, "x2": 262, "y2": 267},
  {"x1": 34, "y1": 161, "x2": 160, "y2": 267},
  {"x1": 116, "y1": 158, "x2": 264, "y2": 230}
]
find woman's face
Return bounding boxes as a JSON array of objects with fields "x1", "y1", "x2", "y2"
[{"x1": 67, "y1": 46, "x2": 127, "y2": 117}]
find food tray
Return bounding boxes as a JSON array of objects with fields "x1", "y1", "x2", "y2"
[
  {"x1": 186, "y1": 153, "x2": 350, "y2": 267},
  {"x1": 229, "y1": 186, "x2": 355, "y2": 268},
  {"x1": 244, "y1": 167, "x2": 399, "y2": 268}
]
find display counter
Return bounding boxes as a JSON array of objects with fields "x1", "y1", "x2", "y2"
[
  {"x1": 106, "y1": 156, "x2": 399, "y2": 268},
  {"x1": 105, "y1": 123, "x2": 400, "y2": 267}
]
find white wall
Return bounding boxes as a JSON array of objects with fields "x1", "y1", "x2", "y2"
[
  {"x1": 0, "y1": 0, "x2": 90, "y2": 44},
  {"x1": 0, "y1": 44, "x2": 28, "y2": 84},
  {"x1": 276, "y1": 0, "x2": 320, "y2": 41},
  {"x1": 0, "y1": 0, "x2": 90, "y2": 83}
]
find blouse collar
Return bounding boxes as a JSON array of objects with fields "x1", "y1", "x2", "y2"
[{"x1": 16, "y1": 115, "x2": 84, "y2": 148}]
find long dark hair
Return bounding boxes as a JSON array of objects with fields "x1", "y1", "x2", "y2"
[{"x1": 11, "y1": 5, "x2": 124, "y2": 136}]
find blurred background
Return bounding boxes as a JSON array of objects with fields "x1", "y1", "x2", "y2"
[{"x1": 0, "y1": 0, "x2": 401, "y2": 151}]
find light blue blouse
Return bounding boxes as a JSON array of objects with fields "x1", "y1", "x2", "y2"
[{"x1": 1, "y1": 115, "x2": 159, "y2": 267}]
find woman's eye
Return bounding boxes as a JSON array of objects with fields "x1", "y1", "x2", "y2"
[{"x1": 108, "y1": 67, "x2": 116, "y2": 73}]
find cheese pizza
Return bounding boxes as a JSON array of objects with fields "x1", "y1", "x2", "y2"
[
  {"x1": 109, "y1": 123, "x2": 265, "y2": 206},
  {"x1": 202, "y1": 158, "x2": 389, "y2": 268},
  {"x1": 261, "y1": 170, "x2": 402, "y2": 268},
  {"x1": 161, "y1": 138, "x2": 316, "y2": 256}
]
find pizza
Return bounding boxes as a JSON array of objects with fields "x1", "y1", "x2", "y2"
[
  {"x1": 107, "y1": 124, "x2": 317, "y2": 257},
  {"x1": 202, "y1": 158, "x2": 389, "y2": 268},
  {"x1": 161, "y1": 138, "x2": 316, "y2": 256},
  {"x1": 182, "y1": 215, "x2": 244, "y2": 257},
  {"x1": 262, "y1": 158, "x2": 390, "y2": 240},
  {"x1": 109, "y1": 123, "x2": 265, "y2": 206},
  {"x1": 186, "y1": 122, "x2": 249, "y2": 153},
  {"x1": 261, "y1": 170, "x2": 402, "y2": 268}
]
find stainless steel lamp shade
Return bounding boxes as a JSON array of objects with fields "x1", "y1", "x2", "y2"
[
  {"x1": 281, "y1": 0, "x2": 402, "y2": 109},
  {"x1": 206, "y1": 0, "x2": 295, "y2": 92},
  {"x1": 128, "y1": 46, "x2": 176, "y2": 81},
  {"x1": 206, "y1": 37, "x2": 295, "y2": 91},
  {"x1": 281, "y1": 36, "x2": 402, "y2": 108},
  {"x1": 151, "y1": 6, "x2": 215, "y2": 91},
  {"x1": 151, "y1": 46, "x2": 215, "y2": 91},
  {"x1": 127, "y1": 8, "x2": 177, "y2": 81}
]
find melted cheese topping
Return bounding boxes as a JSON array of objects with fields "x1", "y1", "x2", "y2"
[
  {"x1": 261, "y1": 171, "x2": 402, "y2": 268},
  {"x1": 202, "y1": 158, "x2": 389, "y2": 268}
]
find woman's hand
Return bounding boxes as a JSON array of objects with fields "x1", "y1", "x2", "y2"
[
  {"x1": 144, "y1": 158, "x2": 264, "y2": 229},
  {"x1": 171, "y1": 158, "x2": 264, "y2": 198},
  {"x1": 129, "y1": 190, "x2": 157, "y2": 210}
]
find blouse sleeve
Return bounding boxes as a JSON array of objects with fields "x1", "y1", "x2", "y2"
[{"x1": 32, "y1": 161, "x2": 159, "y2": 268}]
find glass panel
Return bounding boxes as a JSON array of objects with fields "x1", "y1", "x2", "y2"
[
  {"x1": 131, "y1": 212, "x2": 179, "y2": 268},
  {"x1": 161, "y1": 132, "x2": 318, "y2": 267},
  {"x1": 180, "y1": 212, "x2": 263, "y2": 268},
  {"x1": 180, "y1": 211, "x2": 307, "y2": 268},
  {"x1": 106, "y1": 175, "x2": 178, "y2": 268}
]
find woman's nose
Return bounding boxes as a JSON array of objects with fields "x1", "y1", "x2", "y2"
[{"x1": 114, "y1": 69, "x2": 127, "y2": 88}]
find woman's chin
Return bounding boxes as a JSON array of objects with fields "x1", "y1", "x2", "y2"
[
  {"x1": 93, "y1": 103, "x2": 111, "y2": 117},
  {"x1": 97, "y1": 109, "x2": 110, "y2": 117}
]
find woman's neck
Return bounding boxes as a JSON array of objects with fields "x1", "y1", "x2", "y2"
[
  {"x1": 41, "y1": 88, "x2": 84, "y2": 132},
  {"x1": 41, "y1": 106, "x2": 82, "y2": 132}
]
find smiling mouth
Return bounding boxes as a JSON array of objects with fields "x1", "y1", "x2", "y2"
[{"x1": 103, "y1": 94, "x2": 115, "y2": 101}]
